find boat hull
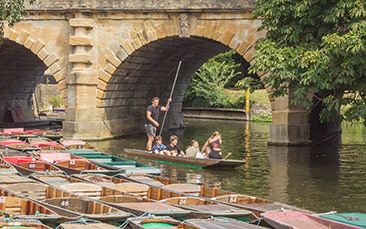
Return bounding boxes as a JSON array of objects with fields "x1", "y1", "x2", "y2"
[{"x1": 124, "y1": 148, "x2": 245, "y2": 169}]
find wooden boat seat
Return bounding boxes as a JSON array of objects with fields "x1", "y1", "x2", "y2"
[
  {"x1": 45, "y1": 197, "x2": 89, "y2": 214},
  {"x1": 59, "y1": 183, "x2": 102, "y2": 198},
  {"x1": 0, "y1": 197, "x2": 22, "y2": 214},
  {"x1": 113, "y1": 182, "x2": 149, "y2": 196},
  {"x1": 211, "y1": 194, "x2": 270, "y2": 204},
  {"x1": 163, "y1": 184, "x2": 201, "y2": 196},
  {"x1": 5, "y1": 183, "x2": 48, "y2": 200},
  {"x1": 160, "y1": 197, "x2": 206, "y2": 205},
  {"x1": 99, "y1": 195, "x2": 145, "y2": 203}
]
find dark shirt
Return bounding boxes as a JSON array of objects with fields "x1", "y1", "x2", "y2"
[
  {"x1": 210, "y1": 139, "x2": 221, "y2": 149},
  {"x1": 146, "y1": 105, "x2": 161, "y2": 126},
  {"x1": 166, "y1": 144, "x2": 182, "y2": 154}
]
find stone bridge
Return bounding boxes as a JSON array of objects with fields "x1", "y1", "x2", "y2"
[{"x1": 0, "y1": 0, "x2": 339, "y2": 145}]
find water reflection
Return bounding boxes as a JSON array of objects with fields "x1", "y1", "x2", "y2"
[{"x1": 91, "y1": 119, "x2": 366, "y2": 212}]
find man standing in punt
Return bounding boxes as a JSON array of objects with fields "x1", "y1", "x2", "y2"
[{"x1": 145, "y1": 97, "x2": 172, "y2": 152}]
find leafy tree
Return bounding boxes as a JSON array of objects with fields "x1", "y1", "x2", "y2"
[
  {"x1": 250, "y1": 0, "x2": 366, "y2": 122},
  {"x1": 184, "y1": 51, "x2": 241, "y2": 108},
  {"x1": 0, "y1": 0, "x2": 34, "y2": 38}
]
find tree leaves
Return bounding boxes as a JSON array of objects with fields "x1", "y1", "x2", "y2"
[{"x1": 251, "y1": 0, "x2": 366, "y2": 122}]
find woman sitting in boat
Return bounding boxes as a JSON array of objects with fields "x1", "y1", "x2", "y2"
[
  {"x1": 166, "y1": 135, "x2": 185, "y2": 157},
  {"x1": 201, "y1": 131, "x2": 223, "y2": 159},
  {"x1": 151, "y1": 136, "x2": 168, "y2": 155},
  {"x1": 185, "y1": 140, "x2": 200, "y2": 158}
]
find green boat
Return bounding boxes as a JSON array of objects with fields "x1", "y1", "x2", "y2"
[
  {"x1": 62, "y1": 149, "x2": 161, "y2": 175},
  {"x1": 318, "y1": 212, "x2": 366, "y2": 228}
]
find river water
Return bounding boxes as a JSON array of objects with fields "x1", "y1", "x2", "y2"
[{"x1": 92, "y1": 118, "x2": 366, "y2": 213}]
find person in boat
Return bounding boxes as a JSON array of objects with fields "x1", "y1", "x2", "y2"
[
  {"x1": 166, "y1": 135, "x2": 185, "y2": 157},
  {"x1": 196, "y1": 147, "x2": 209, "y2": 159},
  {"x1": 185, "y1": 140, "x2": 200, "y2": 157},
  {"x1": 151, "y1": 136, "x2": 168, "y2": 155},
  {"x1": 145, "y1": 96, "x2": 172, "y2": 151},
  {"x1": 201, "y1": 131, "x2": 223, "y2": 159}
]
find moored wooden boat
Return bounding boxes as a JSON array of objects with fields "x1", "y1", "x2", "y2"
[
  {"x1": 27, "y1": 137, "x2": 65, "y2": 150},
  {"x1": 0, "y1": 196, "x2": 61, "y2": 221},
  {"x1": 38, "y1": 152, "x2": 121, "y2": 175},
  {"x1": 124, "y1": 148, "x2": 245, "y2": 169},
  {"x1": 0, "y1": 180, "x2": 131, "y2": 221},
  {"x1": 124, "y1": 174, "x2": 312, "y2": 218},
  {"x1": 262, "y1": 211, "x2": 360, "y2": 229},
  {"x1": 78, "y1": 174, "x2": 252, "y2": 219},
  {"x1": 0, "y1": 157, "x2": 64, "y2": 176},
  {"x1": 60, "y1": 139, "x2": 97, "y2": 151},
  {"x1": 35, "y1": 131, "x2": 63, "y2": 141},
  {"x1": 0, "y1": 139, "x2": 38, "y2": 151},
  {"x1": 317, "y1": 212, "x2": 366, "y2": 228},
  {"x1": 64, "y1": 149, "x2": 161, "y2": 175}
]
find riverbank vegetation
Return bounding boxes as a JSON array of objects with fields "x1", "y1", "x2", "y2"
[{"x1": 183, "y1": 50, "x2": 268, "y2": 110}]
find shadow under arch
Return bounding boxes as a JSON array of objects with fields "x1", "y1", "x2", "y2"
[
  {"x1": 101, "y1": 36, "x2": 259, "y2": 136},
  {"x1": 0, "y1": 39, "x2": 56, "y2": 123}
]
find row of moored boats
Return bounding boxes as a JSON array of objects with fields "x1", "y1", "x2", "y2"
[{"x1": 0, "y1": 128, "x2": 365, "y2": 228}]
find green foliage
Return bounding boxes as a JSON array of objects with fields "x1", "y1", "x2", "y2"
[
  {"x1": 0, "y1": 0, "x2": 34, "y2": 38},
  {"x1": 250, "y1": 0, "x2": 366, "y2": 123},
  {"x1": 250, "y1": 114, "x2": 272, "y2": 122},
  {"x1": 49, "y1": 95, "x2": 63, "y2": 108},
  {"x1": 184, "y1": 51, "x2": 242, "y2": 108}
]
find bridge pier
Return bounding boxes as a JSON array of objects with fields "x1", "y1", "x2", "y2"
[{"x1": 269, "y1": 94, "x2": 311, "y2": 146}]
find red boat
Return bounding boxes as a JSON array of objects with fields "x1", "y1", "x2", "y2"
[{"x1": 262, "y1": 211, "x2": 360, "y2": 229}]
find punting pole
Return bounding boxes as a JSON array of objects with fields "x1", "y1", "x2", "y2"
[{"x1": 159, "y1": 61, "x2": 182, "y2": 136}]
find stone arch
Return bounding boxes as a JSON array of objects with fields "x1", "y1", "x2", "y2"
[
  {"x1": 0, "y1": 22, "x2": 68, "y2": 121},
  {"x1": 94, "y1": 15, "x2": 267, "y2": 137},
  {"x1": 3, "y1": 22, "x2": 69, "y2": 101}
]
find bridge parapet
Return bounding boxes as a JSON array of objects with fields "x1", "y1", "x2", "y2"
[{"x1": 24, "y1": 0, "x2": 255, "y2": 11}]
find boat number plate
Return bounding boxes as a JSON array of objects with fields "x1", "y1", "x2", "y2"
[
  {"x1": 229, "y1": 195, "x2": 237, "y2": 203},
  {"x1": 61, "y1": 200, "x2": 69, "y2": 207},
  {"x1": 179, "y1": 198, "x2": 187, "y2": 205},
  {"x1": 50, "y1": 147, "x2": 54, "y2": 150},
  {"x1": 70, "y1": 160, "x2": 75, "y2": 165},
  {"x1": 29, "y1": 163, "x2": 36, "y2": 169},
  {"x1": 0, "y1": 198, "x2": 5, "y2": 203}
]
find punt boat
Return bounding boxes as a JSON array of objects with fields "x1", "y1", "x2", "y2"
[
  {"x1": 0, "y1": 178, "x2": 131, "y2": 222},
  {"x1": 35, "y1": 131, "x2": 63, "y2": 141},
  {"x1": 0, "y1": 195, "x2": 61, "y2": 222},
  {"x1": 27, "y1": 137, "x2": 66, "y2": 151},
  {"x1": 0, "y1": 219, "x2": 52, "y2": 228},
  {"x1": 71, "y1": 174, "x2": 192, "y2": 218},
  {"x1": 9, "y1": 129, "x2": 44, "y2": 140},
  {"x1": 63, "y1": 149, "x2": 161, "y2": 175},
  {"x1": 0, "y1": 157, "x2": 63, "y2": 176},
  {"x1": 0, "y1": 139, "x2": 38, "y2": 151},
  {"x1": 38, "y1": 152, "x2": 122, "y2": 176},
  {"x1": 123, "y1": 174, "x2": 313, "y2": 218},
  {"x1": 261, "y1": 211, "x2": 361, "y2": 229},
  {"x1": 124, "y1": 148, "x2": 245, "y2": 169},
  {"x1": 60, "y1": 139, "x2": 97, "y2": 151},
  {"x1": 77, "y1": 174, "x2": 253, "y2": 220},
  {"x1": 317, "y1": 212, "x2": 366, "y2": 228}
]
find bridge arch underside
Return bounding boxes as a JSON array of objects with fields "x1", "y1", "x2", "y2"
[
  {"x1": 101, "y1": 36, "x2": 235, "y2": 136},
  {"x1": 0, "y1": 39, "x2": 48, "y2": 123}
]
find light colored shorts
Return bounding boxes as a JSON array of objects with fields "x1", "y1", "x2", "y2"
[{"x1": 145, "y1": 124, "x2": 156, "y2": 137}]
